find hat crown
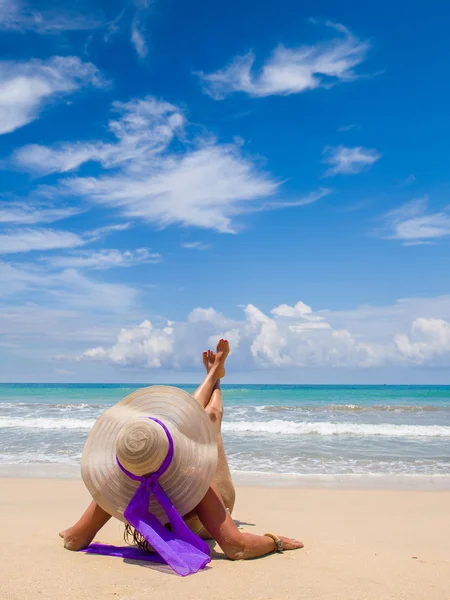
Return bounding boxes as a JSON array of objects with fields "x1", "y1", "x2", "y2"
[{"x1": 116, "y1": 417, "x2": 169, "y2": 477}]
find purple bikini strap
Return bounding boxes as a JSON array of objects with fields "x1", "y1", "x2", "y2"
[{"x1": 81, "y1": 417, "x2": 211, "y2": 576}]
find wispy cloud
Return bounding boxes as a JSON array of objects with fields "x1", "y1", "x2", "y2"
[
  {"x1": 12, "y1": 96, "x2": 315, "y2": 233},
  {"x1": 0, "y1": 221, "x2": 130, "y2": 255},
  {"x1": 0, "y1": 260, "x2": 137, "y2": 313},
  {"x1": 398, "y1": 174, "x2": 416, "y2": 188},
  {"x1": 47, "y1": 248, "x2": 161, "y2": 270},
  {"x1": 0, "y1": 56, "x2": 105, "y2": 135},
  {"x1": 337, "y1": 124, "x2": 359, "y2": 132},
  {"x1": 381, "y1": 197, "x2": 450, "y2": 245},
  {"x1": 131, "y1": 15, "x2": 148, "y2": 58},
  {"x1": 128, "y1": 0, "x2": 152, "y2": 58},
  {"x1": 261, "y1": 188, "x2": 331, "y2": 210},
  {"x1": 196, "y1": 21, "x2": 370, "y2": 99},
  {"x1": 12, "y1": 97, "x2": 184, "y2": 174},
  {"x1": 223, "y1": 109, "x2": 254, "y2": 121},
  {"x1": 0, "y1": 201, "x2": 79, "y2": 225},
  {"x1": 0, "y1": 228, "x2": 85, "y2": 254},
  {"x1": 323, "y1": 145, "x2": 381, "y2": 176},
  {"x1": 103, "y1": 7, "x2": 127, "y2": 43},
  {"x1": 87, "y1": 223, "x2": 131, "y2": 238},
  {"x1": 181, "y1": 242, "x2": 210, "y2": 251},
  {"x1": 0, "y1": 0, "x2": 101, "y2": 33}
]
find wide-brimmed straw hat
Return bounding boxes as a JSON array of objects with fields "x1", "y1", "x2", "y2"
[{"x1": 81, "y1": 386, "x2": 218, "y2": 525}]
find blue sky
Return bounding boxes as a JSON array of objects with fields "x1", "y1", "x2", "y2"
[{"x1": 1, "y1": 0, "x2": 450, "y2": 383}]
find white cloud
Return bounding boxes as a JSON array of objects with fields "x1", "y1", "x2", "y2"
[
  {"x1": 0, "y1": 0, "x2": 100, "y2": 33},
  {"x1": 12, "y1": 97, "x2": 185, "y2": 174},
  {"x1": 0, "y1": 221, "x2": 129, "y2": 254},
  {"x1": 64, "y1": 144, "x2": 280, "y2": 233},
  {"x1": 323, "y1": 145, "x2": 381, "y2": 176},
  {"x1": 181, "y1": 242, "x2": 210, "y2": 250},
  {"x1": 243, "y1": 303, "x2": 368, "y2": 367},
  {"x1": 271, "y1": 300, "x2": 318, "y2": 318},
  {"x1": 13, "y1": 96, "x2": 320, "y2": 233},
  {"x1": 381, "y1": 197, "x2": 450, "y2": 244},
  {"x1": 131, "y1": 15, "x2": 148, "y2": 58},
  {"x1": 87, "y1": 222, "x2": 131, "y2": 238},
  {"x1": 128, "y1": 0, "x2": 151, "y2": 58},
  {"x1": 0, "y1": 228, "x2": 84, "y2": 254},
  {"x1": 261, "y1": 188, "x2": 331, "y2": 210},
  {"x1": 12, "y1": 143, "x2": 102, "y2": 174},
  {"x1": 0, "y1": 56, "x2": 105, "y2": 135},
  {"x1": 3, "y1": 272, "x2": 450, "y2": 378},
  {"x1": 196, "y1": 21, "x2": 370, "y2": 99},
  {"x1": 83, "y1": 320, "x2": 174, "y2": 368},
  {"x1": 79, "y1": 296, "x2": 450, "y2": 370},
  {"x1": 0, "y1": 201, "x2": 78, "y2": 224},
  {"x1": 395, "y1": 318, "x2": 450, "y2": 365},
  {"x1": 47, "y1": 248, "x2": 161, "y2": 269}
]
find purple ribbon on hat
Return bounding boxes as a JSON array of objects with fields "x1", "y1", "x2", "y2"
[{"x1": 81, "y1": 417, "x2": 211, "y2": 576}]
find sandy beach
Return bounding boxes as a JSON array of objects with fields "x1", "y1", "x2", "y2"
[{"x1": 0, "y1": 478, "x2": 449, "y2": 600}]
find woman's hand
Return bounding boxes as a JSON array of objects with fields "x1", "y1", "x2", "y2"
[{"x1": 278, "y1": 535, "x2": 304, "y2": 550}]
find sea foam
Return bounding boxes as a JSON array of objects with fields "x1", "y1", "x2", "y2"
[
  {"x1": 0, "y1": 417, "x2": 96, "y2": 430},
  {"x1": 2, "y1": 416, "x2": 450, "y2": 437},
  {"x1": 222, "y1": 419, "x2": 450, "y2": 437}
]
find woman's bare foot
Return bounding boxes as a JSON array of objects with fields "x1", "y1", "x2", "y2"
[
  {"x1": 213, "y1": 339, "x2": 229, "y2": 379},
  {"x1": 193, "y1": 341, "x2": 229, "y2": 408},
  {"x1": 59, "y1": 525, "x2": 95, "y2": 551},
  {"x1": 202, "y1": 350, "x2": 216, "y2": 373}
]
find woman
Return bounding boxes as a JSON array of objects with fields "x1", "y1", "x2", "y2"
[{"x1": 60, "y1": 339, "x2": 303, "y2": 572}]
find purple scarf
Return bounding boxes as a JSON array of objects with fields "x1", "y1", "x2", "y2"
[{"x1": 82, "y1": 418, "x2": 211, "y2": 576}]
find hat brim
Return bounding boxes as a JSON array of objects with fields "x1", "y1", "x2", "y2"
[{"x1": 81, "y1": 386, "x2": 218, "y2": 525}]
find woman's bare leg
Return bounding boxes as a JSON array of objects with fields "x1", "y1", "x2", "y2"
[
  {"x1": 185, "y1": 344, "x2": 236, "y2": 540},
  {"x1": 206, "y1": 381, "x2": 236, "y2": 513},
  {"x1": 195, "y1": 342, "x2": 235, "y2": 512}
]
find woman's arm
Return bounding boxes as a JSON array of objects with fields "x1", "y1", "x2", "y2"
[{"x1": 195, "y1": 485, "x2": 303, "y2": 560}]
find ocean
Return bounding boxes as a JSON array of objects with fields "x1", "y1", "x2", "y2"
[{"x1": 1, "y1": 384, "x2": 450, "y2": 488}]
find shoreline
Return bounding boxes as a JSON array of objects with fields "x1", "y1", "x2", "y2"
[
  {"x1": 1, "y1": 479, "x2": 449, "y2": 599},
  {"x1": 1, "y1": 464, "x2": 450, "y2": 490}
]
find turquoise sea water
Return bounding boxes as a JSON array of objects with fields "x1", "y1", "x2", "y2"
[{"x1": 1, "y1": 384, "x2": 450, "y2": 485}]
